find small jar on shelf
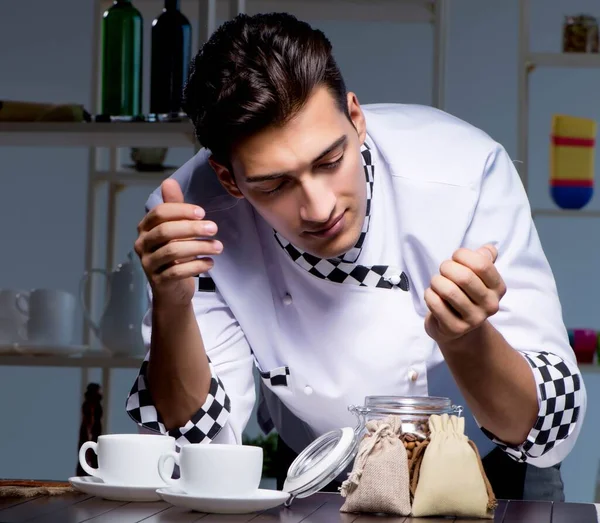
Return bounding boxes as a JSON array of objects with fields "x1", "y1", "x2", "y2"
[{"x1": 563, "y1": 14, "x2": 599, "y2": 53}]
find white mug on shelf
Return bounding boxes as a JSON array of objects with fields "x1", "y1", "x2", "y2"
[
  {"x1": 0, "y1": 289, "x2": 29, "y2": 344},
  {"x1": 157, "y1": 443, "x2": 263, "y2": 497},
  {"x1": 17, "y1": 289, "x2": 76, "y2": 345},
  {"x1": 79, "y1": 434, "x2": 176, "y2": 487}
]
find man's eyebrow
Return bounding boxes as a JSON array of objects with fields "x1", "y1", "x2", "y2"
[{"x1": 244, "y1": 135, "x2": 348, "y2": 183}]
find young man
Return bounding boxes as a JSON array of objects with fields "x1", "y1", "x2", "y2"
[{"x1": 126, "y1": 12, "x2": 586, "y2": 501}]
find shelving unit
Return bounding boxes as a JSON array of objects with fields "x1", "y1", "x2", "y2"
[
  {"x1": 2, "y1": 0, "x2": 450, "y2": 437},
  {"x1": 517, "y1": 3, "x2": 600, "y2": 370},
  {"x1": 517, "y1": 1, "x2": 600, "y2": 211}
]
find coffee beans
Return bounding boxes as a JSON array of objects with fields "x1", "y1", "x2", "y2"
[
  {"x1": 415, "y1": 421, "x2": 430, "y2": 440},
  {"x1": 399, "y1": 419, "x2": 430, "y2": 460},
  {"x1": 401, "y1": 436, "x2": 422, "y2": 460}
]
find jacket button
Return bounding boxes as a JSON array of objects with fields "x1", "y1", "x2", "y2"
[
  {"x1": 304, "y1": 385, "x2": 313, "y2": 396},
  {"x1": 283, "y1": 293, "x2": 293, "y2": 306},
  {"x1": 408, "y1": 369, "x2": 418, "y2": 382},
  {"x1": 389, "y1": 274, "x2": 401, "y2": 285}
]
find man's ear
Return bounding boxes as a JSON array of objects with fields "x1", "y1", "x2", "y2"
[
  {"x1": 346, "y1": 91, "x2": 366, "y2": 144},
  {"x1": 208, "y1": 157, "x2": 245, "y2": 199}
]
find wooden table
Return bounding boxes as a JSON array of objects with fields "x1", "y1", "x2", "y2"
[{"x1": 0, "y1": 493, "x2": 598, "y2": 523}]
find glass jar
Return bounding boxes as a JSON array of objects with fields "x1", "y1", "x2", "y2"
[
  {"x1": 563, "y1": 15, "x2": 599, "y2": 53},
  {"x1": 352, "y1": 395, "x2": 462, "y2": 440},
  {"x1": 281, "y1": 395, "x2": 462, "y2": 506}
]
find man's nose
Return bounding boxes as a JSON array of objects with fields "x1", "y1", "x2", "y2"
[{"x1": 299, "y1": 178, "x2": 337, "y2": 224}]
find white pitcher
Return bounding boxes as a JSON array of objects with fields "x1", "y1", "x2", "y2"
[{"x1": 79, "y1": 251, "x2": 148, "y2": 356}]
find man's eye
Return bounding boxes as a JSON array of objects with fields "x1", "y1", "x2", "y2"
[
  {"x1": 262, "y1": 181, "x2": 287, "y2": 196},
  {"x1": 321, "y1": 155, "x2": 344, "y2": 170}
]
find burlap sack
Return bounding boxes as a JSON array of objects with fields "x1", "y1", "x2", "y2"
[
  {"x1": 411, "y1": 414, "x2": 497, "y2": 519},
  {"x1": 339, "y1": 416, "x2": 411, "y2": 516}
]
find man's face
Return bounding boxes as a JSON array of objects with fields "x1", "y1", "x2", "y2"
[{"x1": 212, "y1": 86, "x2": 368, "y2": 259}]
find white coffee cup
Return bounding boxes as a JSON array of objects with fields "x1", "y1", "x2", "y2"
[
  {"x1": 158, "y1": 444, "x2": 263, "y2": 497},
  {"x1": 79, "y1": 434, "x2": 176, "y2": 486}
]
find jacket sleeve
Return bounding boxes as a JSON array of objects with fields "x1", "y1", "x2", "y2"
[
  {"x1": 461, "y1": 142, "x2": 587, "y2": 468},
  {"x1": 126, "y1": 274, "x2": 256, "y2": 446}
]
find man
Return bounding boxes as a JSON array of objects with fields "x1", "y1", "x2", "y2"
[{"x1": 126, "y1": 12, "x2": 586, "y2": 501}]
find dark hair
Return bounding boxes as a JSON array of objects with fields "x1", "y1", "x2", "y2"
[{"x1": 181, "y1": 12, "x2": 349, "y2": 164}]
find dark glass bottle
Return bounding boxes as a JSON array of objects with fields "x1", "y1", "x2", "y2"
[
  {"x1": 100, "y1": 0, "x2": 143, "y2": 116},
  {"x1": 150, "y1": 0, "x2": 192, "y2": 115}
]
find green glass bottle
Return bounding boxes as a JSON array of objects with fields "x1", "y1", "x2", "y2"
[{"x1": 100, "y1": 0, "x2": 143, "y2": 116}]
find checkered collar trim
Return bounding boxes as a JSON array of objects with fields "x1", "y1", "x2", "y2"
[{"x1": 273, "y1": 141, "x2": 409, "y2": 291}]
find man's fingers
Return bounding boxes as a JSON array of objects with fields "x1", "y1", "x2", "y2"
[
  {"x1": 145, "y1": 239, "x2": 223, "y2": 274},
  {"x1": 142, "y1": 220, "x2": 218, "y2": 253},
  {"x1": 439, "y1": 259, "x2": 488, "y2": 305},
  {"x1": 476, "y1": 243, "x2": 498, "y2": 263},
  {"x1": 430, "y1": 274, "x2": 481, "y2": 323},
  {"x1": 424, "y1": 287, "x2": 469, "y2": 335},
  {"x1": 452, "y1": 247, "x2": 503, "y2": 291},
  {"x1": 154, "y1": 258, "x2": 215, "y2": 284},
  {"x1": 161, "y1": 179, "x2": 185, "y2": 204},
  {"x1": 138, "y1": 203, "x2": 206, "y2": 233}
]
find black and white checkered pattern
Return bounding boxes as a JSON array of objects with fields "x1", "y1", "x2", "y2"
[
  {"x1": 338, "y1": 144, "x2": 375, "y2": 263},
  {"x1": 126, "y1": 356, "x2": 231, "y2": 446},
  {"x1": 482, "y1": 351, "x2": 582, "y2": 462},
  {"x1": 274, "y1": 142, "x2": 409, "y2": 291},
  {"x1": 257, "y1": 365, "x2": 290, "y2": 387}
]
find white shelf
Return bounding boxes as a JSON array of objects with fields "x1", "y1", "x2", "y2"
[
  {"x1": 0, "y1": 353, "x2": 143, "y2": 369},
  {"x1": 92, "y1": 168, "x2": 176, "y2": 186},
  {"x1": 533, "y1": 209, "x2": 600, "y2": 218},
  {"x1": 0, "y1": 122, "x2": 195, "y2": 148},
  {"x1": 528, "y1": 52, "x2": 600, "y2": 69}
]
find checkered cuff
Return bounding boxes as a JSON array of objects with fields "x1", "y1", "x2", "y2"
[
  {"x1": 126, "y1": 356, "x2": 231, "y2": 446},
  {"x1": 481, "y1": 351, "x2": 582, "y2": 462}
]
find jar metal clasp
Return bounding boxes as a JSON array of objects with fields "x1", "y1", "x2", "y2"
[
  {"x1": 452, "y1": 404, "x2": 464, "y2": 417},
  {"x1": 348, "y1": 405, "x2": 370, "y2": 435}
]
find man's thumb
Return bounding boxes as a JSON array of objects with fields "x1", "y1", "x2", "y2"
[
  {"x1": 161, "y1": 179, "x2": 184, "y2": 204},
  {"x1": 477, "y1": 243, "x2": 498, "y2": 263}
]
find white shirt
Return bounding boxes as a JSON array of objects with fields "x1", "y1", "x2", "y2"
[{"x1": 126, "y1": 103, "x2": 586, "y2": 469}]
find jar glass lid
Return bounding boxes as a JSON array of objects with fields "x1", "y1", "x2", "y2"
[
  {"x1": 282, "y1": 426, "x2": 359, "y2": 502},
  {"x1": 363, "y1": 395, "x2": 458, "y2": 415}
]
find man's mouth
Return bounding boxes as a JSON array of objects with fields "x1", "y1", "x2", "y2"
[{"x1": 304, "y1": 212, "x2": 346, "y2": 238}]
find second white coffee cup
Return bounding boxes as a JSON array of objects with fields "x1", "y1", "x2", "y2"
[{"x1": 158, "y1": 444, "x2": 263, "y2": 497}]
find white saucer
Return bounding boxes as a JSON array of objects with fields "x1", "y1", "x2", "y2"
[
  {"x1": 68, "y1": 476, "x2": 163, "y2": 502},
  {"x1": 156, "y1": 487, "x2": 290, "y2": 514}
]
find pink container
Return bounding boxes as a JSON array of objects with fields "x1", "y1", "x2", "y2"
[{"x1": 572, "y1": 328, "x2": 597, "y2": 364}]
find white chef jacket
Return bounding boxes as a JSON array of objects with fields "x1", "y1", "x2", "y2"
[{"x1": 126, "y1": 103, "x2": 586, "y2": 469}]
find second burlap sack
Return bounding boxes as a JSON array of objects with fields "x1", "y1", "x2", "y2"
[{"x1": 411, "y1": 413, "x2": 497, "y2": 519}]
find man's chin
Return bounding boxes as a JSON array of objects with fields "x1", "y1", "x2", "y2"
[{"x1": 300, "y1": 236, "x2": 358, "y2": 260}]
